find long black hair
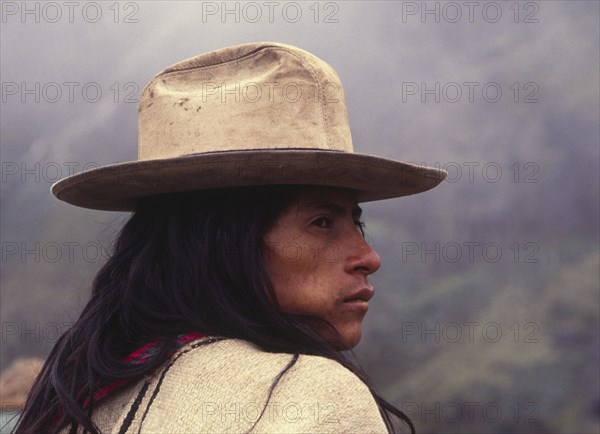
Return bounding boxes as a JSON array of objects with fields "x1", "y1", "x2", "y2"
[{"x1": 14, "y1": 185, "x2": 414, "y2": 434}]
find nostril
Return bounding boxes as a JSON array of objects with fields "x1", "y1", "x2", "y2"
[{"x1": 354, "y1": 265, "x2": 370, "y2": 272}]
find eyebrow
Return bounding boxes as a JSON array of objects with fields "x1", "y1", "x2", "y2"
[{"x1": 303, "y1": 200, "x2": 363, "y2": 219}]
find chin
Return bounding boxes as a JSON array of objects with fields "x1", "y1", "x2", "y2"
[
  {"x1": 311, "y1": 320, "x2": 363, "y2": 350},
  {"x1": 334, "y1": 331, "x2": 362, "y2": 351}
]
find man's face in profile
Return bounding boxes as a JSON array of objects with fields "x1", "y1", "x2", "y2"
[{"x1": 264, "y1": 187, "x2": 381, "y2": 350}]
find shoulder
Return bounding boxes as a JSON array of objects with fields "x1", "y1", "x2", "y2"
[
  {"x1": 207, "y1": 338, "x2": 388, "y2": 433},
  {"x1": 253, "y1": 352, "x2": 387, "y2": 433},
  {"x1": 158, "y1": 336, "x2": 369, "y2": 389},
  {"x1": 177, "y1": 337, "x2": 380, "y2": 404},
  {"x1": 100, "y1": 337, "x2": 388, "y2": 433},
  {"x1": 277, "y1": 350, "x2": 377, "y2": 411},
  {"x1": 291, "y1": 351, "x2": 371, "y2": 388}
]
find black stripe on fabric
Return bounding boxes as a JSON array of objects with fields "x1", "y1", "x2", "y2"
[
  {"x1": 245, "y1": 353, "x2": 300, "y2": 434},
  {"x1": 116, "y1": 380, "x2": 150, "y2": 434},
  {"x1": 135, "y1": 337, "x2": 225, "y2": 434}
]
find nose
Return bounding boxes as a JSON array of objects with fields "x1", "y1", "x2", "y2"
[{"x1": 345, "y1": 234, "x2": 381, "y2": 275}]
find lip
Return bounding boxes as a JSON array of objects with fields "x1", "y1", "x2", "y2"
[{"x1": 343, "y1": 287, "x2": 374, "y2": 303}]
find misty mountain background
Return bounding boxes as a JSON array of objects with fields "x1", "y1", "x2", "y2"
[{"x1": 1, "y1": 2, "x2": 598, "y2": 433}]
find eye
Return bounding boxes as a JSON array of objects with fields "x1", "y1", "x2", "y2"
[
  {"x1": 354, "y1": 219, "x2": 366, "y2": 236},
  {"x1": 311, "y1": 217, "x2": 331, "y2": 229}
]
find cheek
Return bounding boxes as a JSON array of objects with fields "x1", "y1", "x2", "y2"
[{"x1": 266, "y1": 241, "x2": 326, "y2": 311}]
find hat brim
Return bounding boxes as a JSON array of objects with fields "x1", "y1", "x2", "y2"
[{"x1": 51, "y1": 150, "x2": 447, "y2": 211}]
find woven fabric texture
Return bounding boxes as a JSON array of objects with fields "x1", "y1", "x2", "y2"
[{"x1": 86, "y1": 336, "x2": 388, "y2": 433}]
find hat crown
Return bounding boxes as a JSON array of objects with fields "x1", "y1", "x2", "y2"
[{"x1": 137, "y1": 42, "x2": 353, "y2": 160}]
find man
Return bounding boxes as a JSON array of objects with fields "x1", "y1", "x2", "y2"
[{"x1": 16, "y1": 42, "x2": 445, "y2": 433}]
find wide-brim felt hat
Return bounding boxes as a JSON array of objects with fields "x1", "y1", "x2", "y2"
[{"x1": 51, "y1": 42, "x2": 447, "y2": 211}]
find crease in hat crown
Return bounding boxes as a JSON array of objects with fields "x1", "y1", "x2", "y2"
[{"x1": 137, "y1": 42, "x2": 353, "y2": 161}]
